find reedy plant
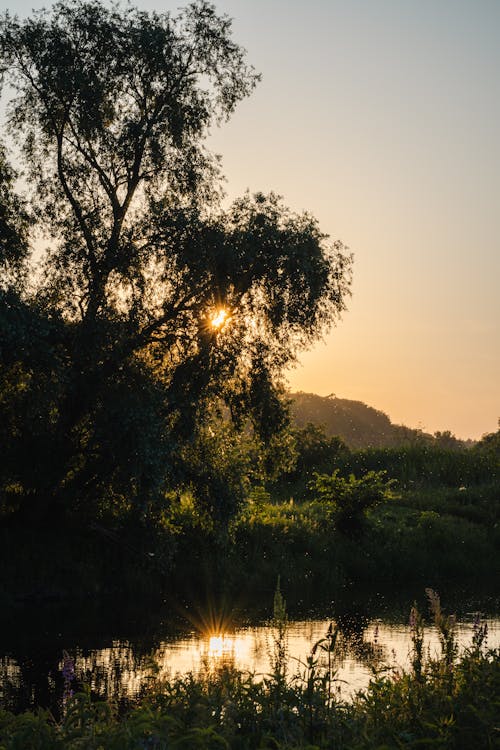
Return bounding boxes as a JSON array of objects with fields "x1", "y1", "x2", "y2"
[
  {"x1": 268, "y1": 576, "x2": 289, "y2": 690},
  {"x1": 425, "y1": 587, "x2": 458, "y2": 691},
  {"x1": 409, "y1": 602, "x2": 425, "y2": 682},
  {"x1": 292, "y1": 621, "x2": 342, "y2": 744}
]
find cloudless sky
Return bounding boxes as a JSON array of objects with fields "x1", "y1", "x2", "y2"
[{"x1": 2, "y1": 0, "x2": 499, "y2": 439}]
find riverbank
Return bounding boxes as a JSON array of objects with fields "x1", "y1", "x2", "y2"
[
  {"x1": 0, "y1": 607, "x2": 498, "y2": 749},
  {"x1": 1, "y1": 480, "x2": 498, "y2": 612}
]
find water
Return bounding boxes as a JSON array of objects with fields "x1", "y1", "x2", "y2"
[
  {"x1": 68, "y1": 618, "x2": 496, "y2": 699},
  {"x1": 1, "y1": 597, "x2": 498, "y2": 715}
]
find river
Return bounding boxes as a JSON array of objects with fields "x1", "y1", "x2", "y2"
[{"x1": 1, "y1": 589, "x2": 498, "y2": 716}]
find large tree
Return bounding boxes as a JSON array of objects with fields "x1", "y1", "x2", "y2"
[{"x1": 0, "y1": 0, "x2": 352, "y2": 523}]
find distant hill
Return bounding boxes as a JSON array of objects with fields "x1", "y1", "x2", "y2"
[{"x1": 289, "y1": 392, "x2": 453, "y2": 450}]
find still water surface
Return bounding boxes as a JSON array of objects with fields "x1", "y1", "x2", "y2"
[
  {"x1": 1, "y1": 604, "x2": 498, "y2": 714},
  {"x1": 74, "y1": 618, "x2": 499, "y2": 698}
]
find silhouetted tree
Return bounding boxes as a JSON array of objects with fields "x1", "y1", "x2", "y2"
[
  {"x1": 475, "y1": 420, "x2": 500, "y2": 462},
  {"x1": 0, "y1": 147, "x2": 30, "y2": 290},
  {"x1": 433, "y1": 431, "x2": 462, "y2": 451},
  {"x1": 0, "y1": 1, "x2": 351, "y2": 524}
]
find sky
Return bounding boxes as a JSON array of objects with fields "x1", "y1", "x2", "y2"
[{"x1": 1, "y1": 0, "x2": 499, "y2": 439}]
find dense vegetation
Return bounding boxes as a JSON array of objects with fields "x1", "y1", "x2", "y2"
[
  {"x1": 0, "y1": 591, "x2": 498, "y2": 749},
  {"x1": 1, "y1": 1, "x2": 497, "y2": 603},
  {"x1": 0, "y1": 0, "x2": 351, "y2": 529},
  {"x1": 0, "y1": 6, "x2": 499, "y2": 745},
  {"x1": 1, "y1": 432, "x2": 498, "y2": 608}
]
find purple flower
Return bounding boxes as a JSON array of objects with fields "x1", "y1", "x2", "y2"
[
  {"x1": 61, "y1": 650, "x2": 75, "y2": 705},
  {"x1": 62, "y1": 651, "x2": 75, "y2": 683}
]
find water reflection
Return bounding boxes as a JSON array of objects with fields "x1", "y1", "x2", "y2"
[
  {"x1": 205, "y1": 634, "x2": 248, "y2": 660},
  {"x1": 1, "y1": 613, "x2": 498, "y2": 715}
]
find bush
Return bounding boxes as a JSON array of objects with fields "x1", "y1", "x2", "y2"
[{"x1": 309, "y1": 469, "x2": 394, "y2": 535}]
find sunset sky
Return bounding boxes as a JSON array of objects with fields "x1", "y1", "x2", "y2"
[{"x1": 2, "y1": 0, "x2": 499, "y2": 439}]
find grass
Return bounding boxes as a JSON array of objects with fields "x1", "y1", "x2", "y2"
[
  {"x1": 220, "y1": 479, "x2": 499, "y2": 599},
  {"x1": 0, "y1": 439, "x2": 498, "y2": 611},
  {"x1": 0, "y1": 477, "x2": 498, "y2": 611}
]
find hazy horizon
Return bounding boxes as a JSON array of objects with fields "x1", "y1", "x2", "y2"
[{"x1": 2, "y1": 0, "x2": 499, "y2": 440}]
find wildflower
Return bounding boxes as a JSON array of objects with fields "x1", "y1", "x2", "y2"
[
  {"x1": 61, "y1": 650, "x2": 75, "y2": 705},
  {"x1": 473, "y1": 612, "x2": 480, "y2": 633},
  {"x1": 425, "y1": 588, "x2": 440, "y2": 617},
  {"x1": 409, "y1": 607, "x2": 417, "y2": 631},
  {"x1": 62, "y1": 651, "x2": 74, "y2": 683}
]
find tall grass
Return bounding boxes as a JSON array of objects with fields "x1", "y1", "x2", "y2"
[
  {"x1": 337, "y1": 443, "x2": 498, "y2": 488},
  {"x1": 225, "y1": 477, "x2": 499, "y2": 599}
]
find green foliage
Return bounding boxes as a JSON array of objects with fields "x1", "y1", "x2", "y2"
[
  {"x1": 400, "y1": 483, "x2": 500, "y2": 527},
  {"x1": 352, "y1": 598, "x2": 498, "y2": 750},
  {"x1": 288, "y1": 423, "x2": 349, "y2": 480},
  {"x1": 309, "y1": 469, "x2": 394, "y2": 534},
  {"x1": 0, "y1": 0, "x2": 352, "y2": 525},
  {"x1": 352, "y1": 649, "x2": 500, "y2": 749},
  {"x1": 433, "y1": 429, "x2": 464, "y2": 450},
  {"x1": 338, "y1": 443, "x2": 497, "y2": 488},
  {"x1": 224, "y1": 472, "x2": 499, "y2": 600},
  {"x1": 475, "y1": 420, "x2": 500, "y2": 461},
  {"x1": 1, "y1": 465, "x2": 497, "y2": 606},
  {"x1": 0, "y1": 147, "x2": 30, "y2": 291}
]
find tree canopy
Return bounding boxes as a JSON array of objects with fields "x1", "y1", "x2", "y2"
[{"x1": 0, "y1": 0, "x2": 352, "y2": 525}]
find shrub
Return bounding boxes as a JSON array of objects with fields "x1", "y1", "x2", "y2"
[{"x1": 309, "y1": 469, "x2": 394, "y2": 535}]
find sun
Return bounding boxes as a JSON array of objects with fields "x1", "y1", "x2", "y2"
[{"x1": 210, "y1": 307, "x2": 229, "y2": 330}]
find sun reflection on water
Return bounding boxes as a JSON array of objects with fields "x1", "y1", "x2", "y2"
[
  {"x1": 3, "y1": 618, "x2": 499, "y2": 716},
  {"x1": 202, "y1": 634, "x2": 250, "y2": 661}
]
